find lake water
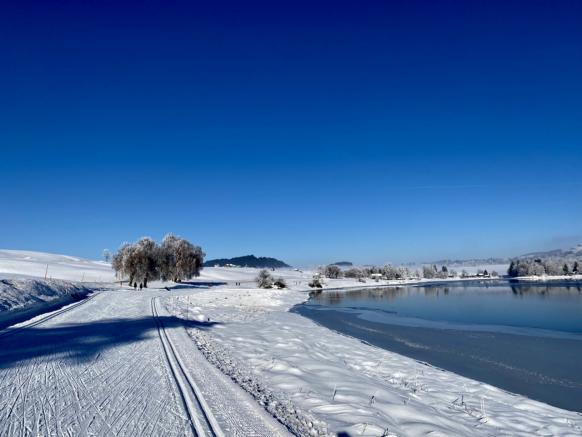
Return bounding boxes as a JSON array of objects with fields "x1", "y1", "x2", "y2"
[{"x1": 292, "y1": 280, "x2": 582, "y2": 412}]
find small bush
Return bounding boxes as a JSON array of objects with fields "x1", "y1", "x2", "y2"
[
  {"x1": 274, "y1": 277, "x2": 287, "y2": 289},
  {"x1": 323, "y1": 265, "x2": 343, "y2": 279},
  {"x1": 256, "y1": 269, "x2": 274, "y2": 288},
  {"x1": 308, "y1": 278, "x2": 323, "y2": 288}
]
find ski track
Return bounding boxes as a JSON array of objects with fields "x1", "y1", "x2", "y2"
[{"x1": 0, "y1": 288, "x2": 288, "y2": 437}]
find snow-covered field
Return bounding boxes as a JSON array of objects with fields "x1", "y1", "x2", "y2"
[
  {"x1": 1, "y1": 250, "x2": 581, "y2": 436},
  {"x1": 0, "y1": 251, "x2": 287, "y2": 436},
  {"x1": 0, "y1": 250, "x2": 114, "y2": 282}
]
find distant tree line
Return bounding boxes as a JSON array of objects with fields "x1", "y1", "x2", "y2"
[
  {"x1": 507, "y1": 259, "x2": 580, "y2": 277},
  {"x1": 112, "y1": 234, "x2": 205, "y2": 288},
  {"x1": 321, "y1": 264, "x2": 456, "y2": 280}
]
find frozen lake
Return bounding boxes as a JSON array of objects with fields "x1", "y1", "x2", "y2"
[{"x1": 293, "y1": 280, "x2": 582, "y2": 411}]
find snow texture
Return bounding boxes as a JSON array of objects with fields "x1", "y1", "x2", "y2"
[
  {"x1": 166, "y1": 286, "x2": 582, "y2": 436},
  {"x1": 0, "y1": 278, "x2": 92, "y2": 329},
  {"x1": 2, "y1": 249, "x2": 581, "y2": 436}
]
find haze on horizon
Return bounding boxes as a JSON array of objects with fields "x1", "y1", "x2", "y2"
[{"x1": 1, "y1": 0, "x2": 581, "y2": 266}]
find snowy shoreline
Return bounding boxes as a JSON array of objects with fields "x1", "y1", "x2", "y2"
[{"x1": 164, "y1": 283, "x2": 582, "y2": 436}]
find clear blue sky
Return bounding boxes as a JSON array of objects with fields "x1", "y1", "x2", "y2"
[{"x1": 1, "y1": 0, "x2": 581, "y2": 266}]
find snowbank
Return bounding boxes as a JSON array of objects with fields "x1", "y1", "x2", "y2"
[
  {"x1": 0, "y1": 277, "x2": 92, "y2": 329},
  {"x1": 511, "y1": 274, "x2": 582, "y2": 282},
  {"x1": 164, "y1": 286, "x2": 582, "y2": 436}
]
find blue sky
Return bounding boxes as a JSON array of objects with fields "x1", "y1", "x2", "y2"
[{"x1": 1, "y1": 0, "x2": 581, "y2": 266}]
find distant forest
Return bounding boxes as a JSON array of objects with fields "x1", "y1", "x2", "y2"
[
  {"x1": 508, "y1": 258, "x2": 580, "y2": 277},
  {"x1": 204, "y1": 255, "x2": 290, "y2": 269}
]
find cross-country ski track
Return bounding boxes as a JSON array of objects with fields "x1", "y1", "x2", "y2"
[{"x1": 0, "y1": 287, "x2": 289, "y2": 436}]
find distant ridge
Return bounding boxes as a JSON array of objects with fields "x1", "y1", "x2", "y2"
[
  {"x1": 331, "y1": 261, "x2": 353, "y2": 267},
  {"x1": 517, "y1": 245, "x2": 582, "y2": 260},
  {"x1": 204, "y1": 255, "x2": 290, "y2": 268},
  {"x1": 419, "y1": 245, "x2": 582, "y2": 267}
]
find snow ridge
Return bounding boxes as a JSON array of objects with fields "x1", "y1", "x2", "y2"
[
  {"x1": 0, "y1": 278, "x2": 92, "y2": 329},
  {"x1": 184, "y1": 326, "x2": 331, "y2": 436}
]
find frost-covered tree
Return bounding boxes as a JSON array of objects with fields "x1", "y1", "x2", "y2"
[
  {"x1": 158, "y1": 234, "x2": 205, "y2": 282},
  {"x1": 174, "y1": 238, "x2": 204, "y2": 281},
  {"x1": 422, "y1": 265, "x2": 436, "y2": 279},
  {"x1": 399, "y1": 267, "x2": 411, "y2": 279},
  {"x1": 383, "y1": 265, "x2": 402, "y2": 280},
  {"x1": 436, "y1": 265, "x2": 449, "y2": 279},
  {"x1": 573, "y1": 261, "x2": 580, "y2": 274},
  {"x1": 132, "y1": 237, "x2": 160, "y2": 288},
  {"x1": 507, "y1": 260, "x2": 517, "y2": 277},
  {"x1": 112, "y1": 242, "x2": 143, "y2": 285},
  {"x1": 102, "y1": 249, "x2": 111, "y2": 263},
  {"x1": 308, "y1": 277, "x2": 323, "y2": 288},
  {"x1": 256, "y1": 269, "x2": 274, "y2": 288},
  {"x1": 542, "y1": 260, "x2": 561, "y2": 276},
  {"x1": 344, "y1": 268, "x2": 364, "y2": 278},
  {"x1": 530, "y1": 261, "x2": 546, "y2": 276},
  {"x1": 509, "y1": 258, "x2": 574, "y2": 278},
  {"x1": 323, "y1": 265, "x2": 343, "y2": 279},
  {"x1": 112, "y1": 235, "x2": 204, "y2": 288},
  {"x1": 517, "y1": 261, "x2": 532, "y2": 276},
  {"x1": 157, "y1": 234, "x2": 178, "y2": 281}
]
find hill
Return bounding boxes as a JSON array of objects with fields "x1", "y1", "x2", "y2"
[
  {"x1": 517, "y1": 245, "x2": 582, "y2": 260},
  {"x1": 331, "y1": 261, "x2": 353, "y2": 267},
  {"x1": 203, "y1": 255, "x2": 290, "y2": 269}
]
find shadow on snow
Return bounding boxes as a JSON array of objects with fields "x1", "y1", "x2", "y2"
[
  {"x1": 0, "y1": 315, "x2": 220, "y2": 369},
  {"x1": 163, "y1": 281, "x2": 228, "y2": 291}
]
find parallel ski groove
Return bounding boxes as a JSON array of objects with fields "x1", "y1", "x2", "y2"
[{"x1": 151, "y1": 297, "x2": 225, "y2": 437}]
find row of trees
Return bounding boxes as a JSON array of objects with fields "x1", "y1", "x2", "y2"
[
  {"x1": 321, "y1": 264, "x2": 456, "y2": 280},
  {"x1": 112, "y1": 235, "x2": 205, "y2": 288},
  {"x1": 508, "y1": 259, "x2": 580, "y2": 277}
]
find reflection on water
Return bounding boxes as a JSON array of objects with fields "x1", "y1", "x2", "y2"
[
  {"x1": 306, "y1": 280, "x2": 582, "y2": 333},
  {"x1": 294, "y1": 280, "x2": 582, "y2": 411}
]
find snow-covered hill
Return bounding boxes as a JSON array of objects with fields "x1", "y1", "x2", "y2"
[
  {"x1": 0, "y1": 250, "x2": 114, "y2": 282},
  {"x1": 0, "y1": 249, "x2": 311, "y2": 284}
]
